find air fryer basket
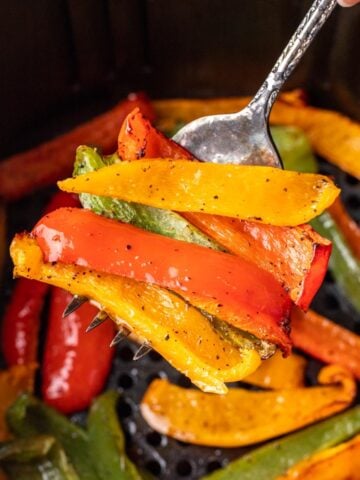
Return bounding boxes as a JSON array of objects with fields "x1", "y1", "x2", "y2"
[{"x1": 1, "y1": 1, "x2": 360, "y2": 479}]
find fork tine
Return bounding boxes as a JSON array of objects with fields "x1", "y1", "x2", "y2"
[
  {"x1": 109, "y1": 327, "x2": 130, "y2": 348},
  {"x1": 86, "y1": 311, "x2": 108, "y2": 333},
  {"x1": 62, "y1": 295, "x2": 87, "y2": 318},
  {"x1": 133, "y1": 343, "x2": 152, "y2": 360}
]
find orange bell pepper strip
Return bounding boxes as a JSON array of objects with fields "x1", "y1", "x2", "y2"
[
  {"x1": 10, "y1": 234, "x2": 262, "y2": 394},
  {"x1": 328, "y1": 197, "x2": 360, "y2": 259},
  {"x1": 59, "y1": 160, "x2": 339, "y2": 227},
  {"x1": 0, "y1": 364, "x2": 36, "y2": 441},
  {"x1": 115, "y1": 109, "x2": 332, "y2": 309},
  {"x1": 277, "y1": 434, "x2": 360, "y2": 480},
  {"x1": 291, "y1": 307, "x2": 360, "y2": 380},
  {"x1": 140, "y1": 365, "x2": 356, "y2": 448},
  {"x1": 244, "y1": 350, "x2": 306, "y2": 390},
  {"x1": 32, "y1": 207, "x2": 292, "y2": 352}
]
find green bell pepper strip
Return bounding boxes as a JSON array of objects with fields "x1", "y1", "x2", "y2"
[
  {"x1": 274, "y1": 126, "x2": 360, "y2": 313},
  {"x1": 75, "y1": 146, "x2": 222, "y2": 250},
  {"x1": 201, "y1": 405, "x2": 360, "y2": 480},
  {"x1": 87, "y1": 391, "x2": 143, "y2": 480},
  {"x1": 6, "y1": 394, "x2": 98, "y2": 480},
  {"x1": 0, "y1": 435, "x2": 79, "y2": 480}
]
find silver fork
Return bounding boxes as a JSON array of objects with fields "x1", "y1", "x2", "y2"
[{"x1": 173, "y1": 0, "x2": 337, "y2": 167}]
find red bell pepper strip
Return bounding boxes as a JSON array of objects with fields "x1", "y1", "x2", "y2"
[
  {"x1": 328, "y1": 197, "x2": 360, "y2": 260},
  {"x1": 0, "y1": 93, "x2": 154, "y2": 201},
  {"x1": 1, "y1": 192, "x2": 79, "y2": 366},
  {"x1": 291, "y1": 307, "x2": 360, "y2": 380},
  {"x1": 42, "y1": 287, "x2": 115, "y2": 414},
  {"x1": 33, "y1": 207, "x2": 292, "y2": 352},
  {"x1": 117, "y1": 109, "x2": 330, "y2": 309}
]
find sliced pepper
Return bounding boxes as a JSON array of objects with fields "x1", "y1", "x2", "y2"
[
  {"x1": 59, "y1": 160, "x2": 339, "y2": 227},
  {"x1": 11, "y1": 234, "x2": 261, "y2": 394},
  {"x1": 114, "y1": 110, "x2": 331, "y2": 309},
  {"x1": 277, "y1": 434, "x2": 360, "y2": 480},
  {"x1": 141, "y1": 366, "x2": 356, "y2": 448},
  {"x1": 32, "y1": 207, "x2": 292, "y2": 351},
  {"x1": 244, "y1": 350, "x2": 306, "y2": 390},
  {"x1": 328, "y1": 197, "x2": 360, "y2": 260},
  {"x1": 201, "y1": 405, "x2": 360, "y2": 480},
  {"x1": 0, "y1": 364, "x2": 36, "y2": 441},
  {"x1": 291, "y1": 307, "x2": 360, "y2": 380}
]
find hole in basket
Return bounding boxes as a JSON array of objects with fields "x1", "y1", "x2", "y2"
[
  {"x1": 176, "y1": 460, "x2": 192, "y2": 476},
  {"x1": 147, "y1": 371, "x2": 168, "y2": 385},
  {"x1": 324, "y1": 271, "x2": 335, "y2": 284},
  {"x1": 118, "y1": 345, "x2": 134, "y2": 362},
  {"x1": 146, "y1": 431, "x2": 163, "y2": 447},
  {"x1": 346, "y1": 194, "x2": 360, "y2": 210},
  {"x1": 145, "y1": 460, "x2": 162, "y2": 476},
  {"x1": 117, "y1": 399, "x2": 133, "y2": 418},
  {"x1": 206, "y1": 460, "x2": 223, "y2": 473},
  {"x1": 177, "y1": 374, "x2": 192, "y2": 389},
  {"x1": 325, "y1": 293, "x2": 340, "y2": 311},
  {"x1": 118, "y1": 373, "x2": 134, "y2": 390}
]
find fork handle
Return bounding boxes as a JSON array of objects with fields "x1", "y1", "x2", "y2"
[{"x1": 249, "y1": 0, "x2": 337, "y2": 117}]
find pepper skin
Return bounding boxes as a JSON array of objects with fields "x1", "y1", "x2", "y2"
[
  {"x1": 42, "y1": 287, "x2": 115, "y2": 414},
  {"x1": 11, "y1": 234, "x2": 261, "y2": 394},
  {"x1": 1, "y1": 192, "x2": 79, "y2": 367},
  {"x1": 141, "y1": 366, "x2": 355, "y2": 448},
  {"x1": 32, "y1": 207, "x2": 292, "y2": 352}
]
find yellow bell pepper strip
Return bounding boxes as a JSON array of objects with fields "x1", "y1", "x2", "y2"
[
  {"x1": 32, "y1": 207, "x2": 292, "y2": 352},
  {"x1": 291, "y1": 307, "x2": 360, "y2": 380},
  {"x1": 0, "y1": 364, "x2": 36, "y2": 441},
  {"x1": 10, "y1": 234, "x2": 261, "y2": 394},
  {"x1": 141, "y1": 366, "x2": 356, "y2": 448},
  {"x1": 58, "y1": 160, "x2": 340, "y2": 227},
  {"x1": 244, "y1": 350, "x2": 306, "y2": 390},
  {"x1": 154, "y1": 93, "x2": 360, "y2": 179},
  {"x1": 277, "y1": 434, "x2": 360, "y2": 480}
]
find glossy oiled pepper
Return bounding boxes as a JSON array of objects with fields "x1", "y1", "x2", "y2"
[
  {"x1": 42, "y1": 288, "x2": 115, "y2": 414},
  {"x1": 329, "y1": 198, "x2": 360, "y2": 259},
  {"x1": 113, "y1": 110, "x2": 331, "y2": 309},
  {"x1": 141, "y1": 366, "x2": 356, "y2": 448},
  {"x1": 277, "y1": 434, "x2": 360, "y2": 480},
  {"x1": 201, "y1": 405, "x2": 360, "y2": 480},
  {"x1": 10, "y1": 235, "x2": 261, "y2": 394},
  {"x1": 291, "y1": 307, "x2": 360, "y2": 380},
  {"x1": 32, "y1": 207, "x2": 292, "y2": 351},
  {"x1": 244, "y1": 350, "x2": 306, "y2": 390},
  {"x1": 59, "y1": 159, "x2": 339, "y2": 227}
]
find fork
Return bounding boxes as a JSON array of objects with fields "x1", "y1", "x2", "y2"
[{"x1": 173, "y1": 0, "x2": 337, "y2": 167}]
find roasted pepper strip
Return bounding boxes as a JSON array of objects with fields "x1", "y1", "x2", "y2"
[
  {"x1": 0, "y1": 365, "x2": 36, "y2": 441},
  {"x1": 11, "y1": 235, "x2": 261, "y2": 394},
  {"x1": 32, "y1": 208, "x2": 292, "y2": 351},
  {"x1": 42, "y1": 287, "x2": 115, "y2": 414},
  {"x1": 6, "y1": 394, "x2": 97, "y2": 480},
  {"x1": 154, "y1": 94, "x2": 360, "y2": 179},
  {"x1": 311, "y1": 212, "x2": 360, "y2": 313},
  {"x1": 244, "y1": 351, "x2": 306, "y2": 390},
  {"x1": 201, "y1": 405, "x2": 360, "y2": 480},
  {"x1": 277, "y1": 434, "x2": 360, "y2": 480},
  {"x1": 291, "y1": 307, "x2": 360, "y2": 380},
  {"x1": 141, "y1": 366, "x2": 355, "y2": 448},
  {"x1": 0, "y1": 93, "x2": 155, "y2": 201},
  {"x1": 59, "y1": 160, "x2": 339, "y2": 226},
  {"x1": 114, "y1": 110, "x2": 331, "y2": 308},
  {"x1": 87, "y1": 391, "x2": 143, "y2": 480},
  {"x1": 328, "y1": 197, "x2": 360, "y2": 260}
]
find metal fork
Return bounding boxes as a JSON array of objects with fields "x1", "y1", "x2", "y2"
[{"x1": 173, "y1": 0, "x2": 337, "y2": 167}]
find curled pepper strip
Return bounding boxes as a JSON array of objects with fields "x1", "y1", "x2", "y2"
[
  {"x1": 277, "y1": 434, "x2": 360, "y2": 480},
  {"x1": 58, "y1": 160, "x2": 339, "y2": 227},
  {"x1": 141, "y1": 366, "x2": 356, "y2": 448},
  {"x1": 10, "y1": 235, "x2": 261, "y2": 394}
]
